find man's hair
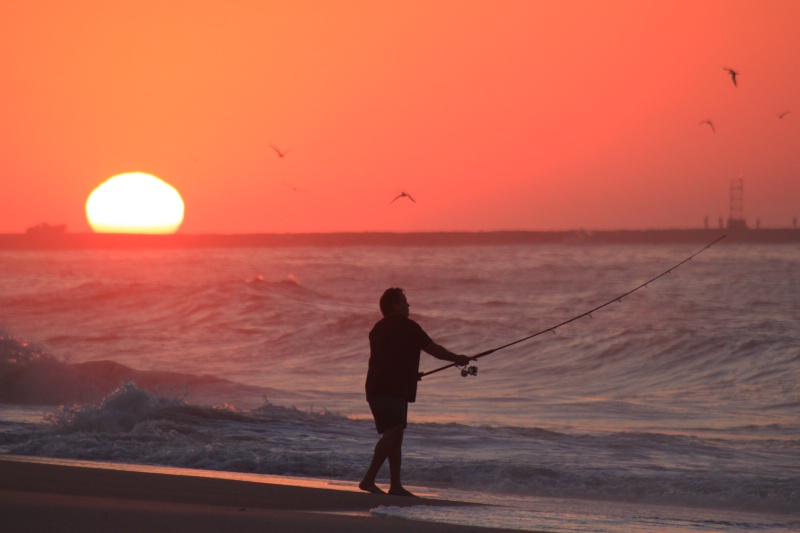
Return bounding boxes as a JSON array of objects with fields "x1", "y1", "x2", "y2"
[{"x1": 379, "y1": 287, "x2": 406, "y2": 317}]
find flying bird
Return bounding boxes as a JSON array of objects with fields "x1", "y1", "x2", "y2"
[
  {"x1": 390, "y1": 192, "x2": 416, "y2": 204},
  {"x1": 777, "y1": 110, "x2": 791, "y2": 119},
  {"x1": 270, "y1": 145, "x2": 292, "y2": 158},
  {"x1": 282, "y1": 181, "x2": 309, "y2": 193},
  {"x1": 700, "y1": 119, "x2": 715, "y2": 132},
  {"x1": 723, "y1": 68, "x2": 738, "y2": 87}
]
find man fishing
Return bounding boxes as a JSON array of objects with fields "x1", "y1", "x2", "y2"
[{"x1": 359, "y1": 287, "x2": 473, "y2": 497}]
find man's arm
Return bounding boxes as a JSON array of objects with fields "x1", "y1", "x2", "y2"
[{"x1": 422, "y1": 342, "x2": 473, "y2": 366}]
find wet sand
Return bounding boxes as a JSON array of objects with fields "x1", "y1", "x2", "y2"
[{"x1": 0, "y1": 455, "x2": 524, "y2": 532}]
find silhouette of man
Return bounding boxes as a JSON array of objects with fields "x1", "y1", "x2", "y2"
[{"x1": 359, "y1": 287, "x2": 473, "y2": 496}]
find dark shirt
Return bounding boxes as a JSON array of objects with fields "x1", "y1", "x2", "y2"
[{"x1": 365, "y1": 315, "x2": 432, "y2": 403}]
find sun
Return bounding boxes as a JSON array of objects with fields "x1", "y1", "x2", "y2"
[{"x1": 86, "y1": 172, "x2": 185, "y2": 234}]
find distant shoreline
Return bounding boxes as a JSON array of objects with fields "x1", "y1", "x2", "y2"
[{"x1": 1, "y1": 228, "x2": 799, "y2": 250}]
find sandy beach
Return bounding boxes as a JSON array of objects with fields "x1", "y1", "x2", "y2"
[{"x1": 0, "y1": 455, "x2": 524, "y2": 533}]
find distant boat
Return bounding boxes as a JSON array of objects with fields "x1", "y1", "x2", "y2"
[{"x1": 26, "y1": 223, "x2": 67, "y2": 236}]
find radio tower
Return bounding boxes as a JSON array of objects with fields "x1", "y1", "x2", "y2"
[{"x1": 727, "y1": 176, "x2": 747, "y2": 231}]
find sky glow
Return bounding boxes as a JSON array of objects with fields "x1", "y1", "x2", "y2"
[{"x1": 1, "y1": 1, "x2": 798, "y2": 233}]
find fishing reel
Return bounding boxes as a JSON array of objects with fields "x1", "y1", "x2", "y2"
[{"x1": 459, "y1": 364, "x2": 478, "y2": 377}]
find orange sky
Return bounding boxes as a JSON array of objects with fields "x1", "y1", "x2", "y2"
[{"x1": 2, "y1": 0, "x2": 798, "y2": 234}]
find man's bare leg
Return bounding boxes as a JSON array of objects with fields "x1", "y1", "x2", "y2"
[
  {"x1": 386, "y1": 428, "x2": 415, "y2": 497},
  {"x1": 359, "y1": 425, "x2": 404, "y2": 494}
]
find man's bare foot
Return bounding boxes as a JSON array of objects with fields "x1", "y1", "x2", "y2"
[
  {"x1": 388, "y1": 486, "x2": 417, "y2": 497},
  {"x1": 359, "y1": 481, "x2": 386, "y2": 494}
]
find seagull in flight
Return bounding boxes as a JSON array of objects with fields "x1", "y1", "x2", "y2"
[
  {"x1": 390, "y1": 192, "x2": 416, "y2": 204},
  {"x1": 777, "y1": 110, "x2": 791, "y2": 119},
  {"x1": 723, "y1": 68, "x2": 738, "y2": 87},
  {"x1": 282, "y1": 181, "x2": 309, "y2": 193},
  {"x1": 270, "y1": 145, "x2": 292, "y2": 158},
  {"x1": 700, "y1": 119, "x2": 715, "y2": 132}
]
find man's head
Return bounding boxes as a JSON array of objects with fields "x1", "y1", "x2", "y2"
[{"x1": 379, "y1": 287, "x2": 410, "y2": 317}]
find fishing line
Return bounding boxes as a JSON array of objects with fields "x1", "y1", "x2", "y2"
[{"x1": 420, "y1": 234, "x2": 727, "y2": 379}]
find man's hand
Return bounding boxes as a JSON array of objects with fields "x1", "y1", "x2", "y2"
[
  {"x1": 423, "y1": 342, "x2": 475, "y2": 366},
  {"x1": 453, "y1": 354, "x2": 474, "y2": 367}
]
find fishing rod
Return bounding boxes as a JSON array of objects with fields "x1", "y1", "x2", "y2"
[{"x1": 420, "y1": 234, "x2": 727, "y2": 380}]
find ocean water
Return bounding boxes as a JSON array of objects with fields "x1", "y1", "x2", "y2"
[{"x1": 1, "y1": 239, "x2": 798, "y2": 532}]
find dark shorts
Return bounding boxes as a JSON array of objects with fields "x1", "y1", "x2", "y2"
[{"x1": 368, "y1": 395, "x2": 408, "y2": 434}]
